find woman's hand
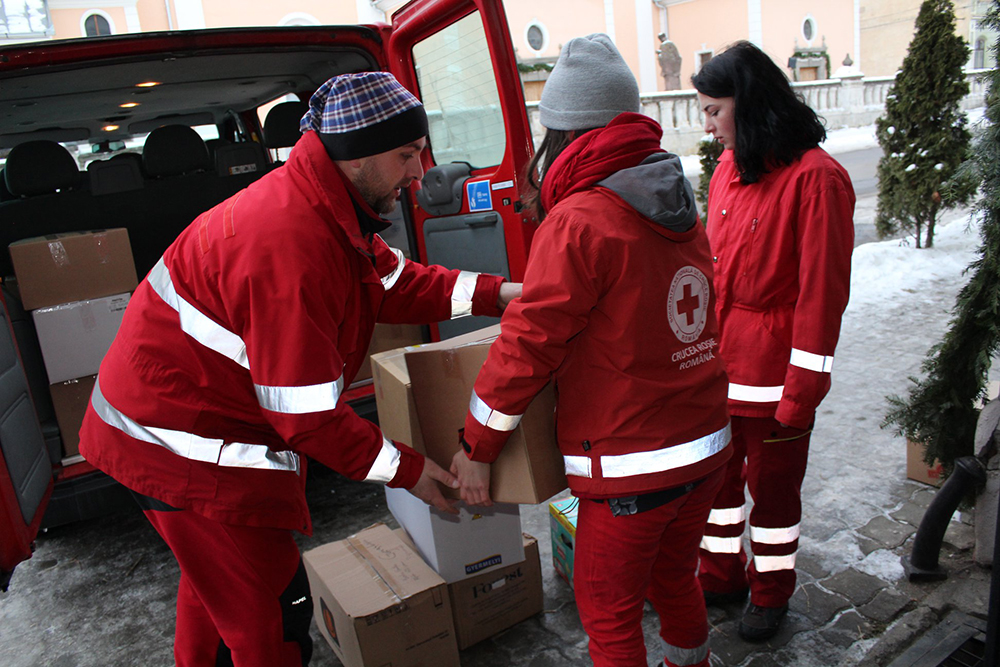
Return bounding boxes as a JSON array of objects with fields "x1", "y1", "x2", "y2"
[
  {"x1": 450, "y1": 450, "x2": 493, "y2": 506},
  {"x1": 497, "y1": 282, "x2": 522, "y2": 311}
]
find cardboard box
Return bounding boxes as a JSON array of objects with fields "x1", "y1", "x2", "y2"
[
  {"x1": 392, "y1": 528, "x2": 543, "y2": 649},
  {"x1": 302, "y1": 523, "x2": 459, "y2": 667},
  {"x1": 354, "y1": 323, "x2": 425, "y2": 384},
  {"x1": 448, "y1": 533, "x2": 543, "y2": 649},
  {"x1": 32, "y1": 293, "x2": 129, "y2": 384},
  {"x1": 49, "y1": 375, "x2": 96, "y2": 458},
  {"x1": 387, "y1": 324, "x2": 566, "y2": 505},
  {"x1": 9, "y1": 229, "x2": 138, "y2": 310},
  {"x1": 906, "y1": 439, "x2": 945, "y2": 487},
  {"x1": 385, "y1": 484, "x2": 525, "y2": 583},
  {"x1": 549, "y1": 496, "x2": 579, "y2": 587},
  {"x1": 391, "y1": 528, "x2": 543, "y2": 649}
]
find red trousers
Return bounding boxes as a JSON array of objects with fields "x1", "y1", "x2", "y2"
[
  {"x1": 142, "y1": 503, "x2": 313, "y2": 667},
  {"x1": 698, "y1": 416, "x2": 811, "y2": 608},
  {"x1": 573, "y1": 467, "x2": 724, "y2": 667}
]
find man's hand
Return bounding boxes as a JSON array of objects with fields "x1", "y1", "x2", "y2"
[
  {"x1": 497, "y1": 282, "x2": 522, "y2": 311},
  {"x1": 450, "y1": 450, "x2": 493, "y2": 506},
  {"x1": 408, "y1": 457, "x2": 460, "y2": 514}
]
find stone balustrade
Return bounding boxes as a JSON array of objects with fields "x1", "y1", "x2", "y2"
[{"x1": 524, "y1": 70, "x2": 991, "y2": 155}]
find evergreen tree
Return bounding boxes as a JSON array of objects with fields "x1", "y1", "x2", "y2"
[
  {"x1": 695, "y1": 136, "x2": 723, "y2": 221},
  {"x1": 882, "y1": 1, "x2": 1000, "y2": 475},
  {"x1": 874, "y1": 0, "x2": 972, "y2": 249}
]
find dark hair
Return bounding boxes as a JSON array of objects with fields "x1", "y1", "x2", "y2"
[
  {"x1": 691, "y1": 41, "x2": 826, "y2": 184},
  {"x1": 521, "y1": 128, "x2": 575, "y2": 222}
]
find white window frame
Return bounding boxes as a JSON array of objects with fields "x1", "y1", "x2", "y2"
[
  {"x1": 80, "y1": 10, "x2": 116, "y2": 37},
  {"x1": 523, "y1": 20, "x2": 549, "y2": 55}
]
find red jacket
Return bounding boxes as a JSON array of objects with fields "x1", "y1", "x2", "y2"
[
  {"x1": 706, "y1": 148, "x2": 855, "y2": 429},
  {"x1": 463, "y1": 114, "x2": 731, "y2": 498},
  {"x1": 79, "y1": 130, "x2": 504, "y2": 532}
]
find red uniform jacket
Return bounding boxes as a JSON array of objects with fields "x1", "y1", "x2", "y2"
[
  {"x1": 79, "y1": 130, "x2": 504, "y2": 532},
  {"x1": 462, "y1": 114, "x2": 731, "y2": 498},
  {"x1": 706, "y1": 148, "x2": 855, "y2": 429}
]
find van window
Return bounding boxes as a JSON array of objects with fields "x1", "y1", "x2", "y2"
[{"x1": 412, "y1": 12, "x2": 506, "y2": 168}]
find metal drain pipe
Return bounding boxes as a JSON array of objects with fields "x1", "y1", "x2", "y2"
[{"x1": 902, "y1": 456, "x2": 986, "y2": 582}]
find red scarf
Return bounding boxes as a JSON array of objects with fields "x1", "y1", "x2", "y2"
[{"x1": 540, "y1": 112, "x2": 664, "y2": 213}]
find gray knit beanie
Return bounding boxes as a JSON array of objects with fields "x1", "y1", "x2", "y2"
[{"x1": 539, "y1": 33, "x2": 640, "y2": 131}]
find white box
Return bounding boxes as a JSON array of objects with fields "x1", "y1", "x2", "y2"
[
  {"x1": 385, "y1": 485, "x2": 525, "y2": 584},
  {"x1": 32, "y1": 293, "x2": 130, "y2": 384}
]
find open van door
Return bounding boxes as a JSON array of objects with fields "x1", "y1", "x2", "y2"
[
  {"x1": 387, "y1": 0, "x2": 535, "y2": 339},
  {"x1": 0, "y1": 293, "x2": 53, "y2": 591}
]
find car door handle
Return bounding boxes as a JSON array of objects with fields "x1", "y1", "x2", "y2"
[{"x1": 464, "y1": 212, "x2": 499, "y2": 227}]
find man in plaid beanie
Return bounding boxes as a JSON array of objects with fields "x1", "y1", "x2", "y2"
[{"x1": 79, "y1": 70, "x2": 519, "y2": 666}]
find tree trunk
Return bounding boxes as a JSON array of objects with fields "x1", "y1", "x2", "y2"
[
  {"x1": 925, "y1": 203, "x2": 940, "y2": 249},
  {"x1": 915, "y1": 218, "x2": 923, "y2": 249}
]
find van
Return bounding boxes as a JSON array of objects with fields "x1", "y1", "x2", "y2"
[{"x1": 0, "y1": 0, "x2": 535, "y2": 590}]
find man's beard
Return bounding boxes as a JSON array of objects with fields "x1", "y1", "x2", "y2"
[{"x1": 354, "y1": 162, "x2": 400, "y2": 215}]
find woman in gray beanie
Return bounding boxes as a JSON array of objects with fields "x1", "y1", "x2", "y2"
[{"x1": 452, "y1": 34, "x2": 731, "y2": 667}]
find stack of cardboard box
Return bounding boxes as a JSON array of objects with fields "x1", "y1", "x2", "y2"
[
  {"x1": 303, "y1": 325, "x2": 568, "y2": 665},
  {"x1": 8, "y1": 229, "x2": 138, "y2": 460}
]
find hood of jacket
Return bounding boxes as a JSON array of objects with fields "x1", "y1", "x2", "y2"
[{"x1": 541, "y1": 113, "x2": 697, "y2": 233}]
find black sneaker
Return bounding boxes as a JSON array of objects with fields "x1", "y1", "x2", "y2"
[
  {"x1": 738, "y1": 603, "x2": 788, "y2": 641},
  {"x1": 702, "y1": 587, "x2": 749, "y2": 607}
]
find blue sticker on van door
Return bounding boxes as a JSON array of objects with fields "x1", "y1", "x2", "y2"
[{"x1": 466, "y1": 180, "x2": 492, "y2": 212}]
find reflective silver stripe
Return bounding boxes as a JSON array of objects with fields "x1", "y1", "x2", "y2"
[
  {"x1": 91, "y1": 377, "x2": 299, "y2": 473},
  {"x1": 790, "y1": 348, "x2": 835, "y2": 373},
  {"x1": 365, "y1": 435, "x2": 402, "y2": 483},
  {"x1": 728, "y1": 383, "x2": 784, "y2": 402},
  {"x1": 750, "y1": 524, "x2": 800, "y2": 545},
  {"x1": 148, "y1": 258, "x2": 249, "y2": 370},
  {"x1": 754, "y1": 553, "x2": 797, "y2": 572},
  {"x1": 451, "y1": 271, "x2": 479, "y2": 319},
  {"x1": 255, "y1": 377, "x2": 344, "y2": 414},
  {"x1": 564, "y1": 455, "x2": 592, "y2": 478},
  {"x1": 469, "y1": 390, "x2": 523, "y2": 431},
  {"x1": 380, "y1": 246, "x2": 407, "y2": 291},
  {"x1": 708, "y1": 506, "x2": 746, "y2": 526},
  {"x1": 700, "y1": 535, "x2": 742, "y2": 554},
  {"x1": 661, "y1": 637, "x2": 709, "y2": 667},
  {"x1": 600, "y1": 423, "x2": 731, "y2": 478}
]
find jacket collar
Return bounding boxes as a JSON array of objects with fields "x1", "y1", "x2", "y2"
[{"x1": 287, "y1": 131, "x2": 392, "y2": 255}]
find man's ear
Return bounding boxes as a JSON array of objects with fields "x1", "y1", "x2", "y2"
[{"x1": 334, "y1": 156, "x2": 365, "y2": 177}]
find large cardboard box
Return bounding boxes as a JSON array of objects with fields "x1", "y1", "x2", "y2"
[
  {"x1": 372, "y1": 324, "x2": 566, "y2": 505},
  {"x1": 354, "y1": 323, "x2": 425, "y2": 384},
  {"x1": 32, "y1": 293, "x2": 129, "y2": 384},
  {"x1": 9, "y1": 229, "x2": 138, "y2": 310},
  {"x1": 549, "y1": 496, "x2": 579, "y2": 587},
  {"x1": 302, "y1": 523, "x2": 460, "y2": 667},
  {"x1": 385, "y1": 484, "x2": 525, "y2": 584},
  {"x1": 371, "y1": 343, "x2": 425, "y2": 453},
  {"x1": 392, "y1": 528, "x2": 543, "y2": 650},
  {"x1": 49, "y1": 374, "x2": 96, "y2": 458}
]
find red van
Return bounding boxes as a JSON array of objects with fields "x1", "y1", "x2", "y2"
[{"x1": 0, "y1": 0, "x2": 535, "y2": 590}]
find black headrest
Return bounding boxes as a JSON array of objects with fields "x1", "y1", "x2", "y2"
[
  {"x1": 4, "y1": 140, "x2": 83, "y2": 197},
  {"x1": 263, "y1": 101, "x2": 309, "y2": 149},
  {"x1": 88, "y1": 157, "x2": 144, "y2": 195},
  {"x1": 215, "y1": 142, "x2": 267, "y2": 177},
  {"x1": 142, "y1": 125, "x2": 211, "y2": 178},
  {"x1": 0, "y1": 169, "x2": 14, "y2": 202}
]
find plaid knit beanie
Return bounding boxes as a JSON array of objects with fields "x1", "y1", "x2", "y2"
[
  {"x1": 300, "y1": 72, "x2": 428, "y2": 160},
  {"x1": 539, "y1": 33, "x2": 640, "y2": 131}
]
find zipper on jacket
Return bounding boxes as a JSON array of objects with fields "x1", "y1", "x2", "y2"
[
  {"x1": 742, "y1": 217, "x2": 759, "y2": 278},
  {"x1": 582, "y1": 440, "x2": 591, "y2": 451}
]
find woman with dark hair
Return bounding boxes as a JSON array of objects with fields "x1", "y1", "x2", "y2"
[
  {"x1": 691, "y1": 41, "x2": 855, "y2": 642},
  {"x1": 452, "y1": 34, "x2": 732, "y2": 667}
]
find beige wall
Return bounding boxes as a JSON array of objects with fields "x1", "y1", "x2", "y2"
[
  {"x1": 664, "y1": 0, "x2": 748, "y2": 87},
  {"x1": 50, "y1": 7, "x2": 130, "y2": 39}
]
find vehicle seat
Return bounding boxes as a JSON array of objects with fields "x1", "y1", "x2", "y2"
[
  {"x1": 0, "y1": 169, "x2": 14, "y2": 202},
  {"x1": 215, "y1": 141, "x2": 267, "y2": 178},
  {"x1": 142, "y1": 125, "x2": 212, "y2": 178},
  {"x1": 88, "y1": 155, "x2": 144, "y2": 195},
  {"x1": 3, "y1": 140, "x2": 83, "y2": 197},
  {"x1": 263, "y1": 101, "x2": 308, "y2": 163}
]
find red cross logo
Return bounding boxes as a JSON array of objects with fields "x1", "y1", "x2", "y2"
[{"x1": 676, "y1": 282, "x2": 701, "y2": 326}]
